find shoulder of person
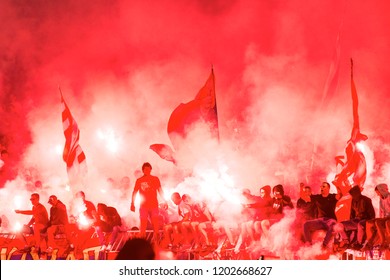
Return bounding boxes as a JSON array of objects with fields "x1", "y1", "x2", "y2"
[
  {"x1": 108, "y1": 206, "x2": 119, "y2": 214},
  {"x1": 152, "y1": 175, "x2": 160, "y2": 181},
  {"x1": 38, "y1": 203, "x2": 46, "y2": 209}
]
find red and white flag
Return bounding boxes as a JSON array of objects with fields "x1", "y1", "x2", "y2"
[{"x1": 61, "y1": 91, "x2": 87, "y2": 184}]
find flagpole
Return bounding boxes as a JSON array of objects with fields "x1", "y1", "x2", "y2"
[{"x1": 211, "y1": 65, "x2": 220, "y2": 143}]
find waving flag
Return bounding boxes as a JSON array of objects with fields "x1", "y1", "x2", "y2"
[
  {"x1": 334, "y1": 59, "x2": 368, "y2": 221},
  {"x1": 151, "y1": 68, "x2": 219, "y2": 164},
  {"x1": 149, "y1": 144, "x2": 176, "y2": 164},
  {"x1": 167, "y1": 68, "x2": 219, "y2": 150},
  {"x1": 61, "y1": 89, "x2": 87, "y2": 184}
]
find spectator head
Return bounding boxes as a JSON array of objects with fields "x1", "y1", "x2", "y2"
[
  {"x1": 48, "y1": 195, "x2": 58, "y2": 205},
  {"x1": 75, "y1": 191, "x2": 86, "y2": 200},
  {"x1": 273, "y1": 184, "x2": 284, "y2": 198},
  {"x1": 259, "y1": 185, "x2": 271, "y2": 198},
  {"x1": 30, "y1": 193, "x2": 40, "y2": 205},
  {"x1": 349, "y1": 185, "x2": 362, "y2": 199},
  {"x1": 171, "y1": 192, "x2": 181, "y2": 205},
  {"x1": 115, "y1": 237, "x2": 156, "y2": 260},
  {"x1": 142, "y1": 162, "x2": 152, "y2": 174}
]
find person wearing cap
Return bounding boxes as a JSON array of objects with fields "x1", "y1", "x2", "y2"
[
  {"x1": 130, "y1": 162, "x2": 168, "y2": 242},
  {"x1": 15, "y1": 193, "x2": 49, "y2": 254},
  {"x1": 43, "y1": 195, "x2": 74, "y2": 254}
]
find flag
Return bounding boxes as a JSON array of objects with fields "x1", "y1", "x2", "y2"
[
  {"x1": 149, "y1": 144, "x2": 176, "y2": 164},
  {"x1": 333, "y1": 59, "x2": 368, "y2": 221},
  {"x1": 167, "y1": 68, "x2": 219, "y2": 150},
  {"x1": 150, "y1": 68, "x2": 219, "y2": 164},
  {"x1": 61, "y1": 91, "x2": 87, "y2": 183}
]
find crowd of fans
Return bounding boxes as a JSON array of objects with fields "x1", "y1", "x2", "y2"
[{"x1": 5, "y1": 175, "x2": 390, "y2": 260}]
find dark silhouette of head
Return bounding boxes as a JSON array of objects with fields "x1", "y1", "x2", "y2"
[{"x1": 115, "y1": 237, "x2": 156, "y2": 260}]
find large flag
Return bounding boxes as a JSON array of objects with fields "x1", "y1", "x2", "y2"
[
  {"x1": 61, "y1": 90, "x2": 87, "y2": 184},
  {"x1": 151, "y1": 68, "x2": 219, "y2": 163},
  {"x1": 167, "y1": 68, "x2": 219, "y2": 150},
  {"x1": 334, "y1": 59, "x2": 368, "y2": 221}
]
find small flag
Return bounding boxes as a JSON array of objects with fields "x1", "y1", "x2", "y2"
[{"x1": 149, "y1": 144, "x2": 176, "y2": 164}]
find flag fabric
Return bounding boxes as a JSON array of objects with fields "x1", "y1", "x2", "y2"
[
  {"x1": 167, "y1": 68, "x2": 219, "y2": 150},
  {"x1": 150, "y1": 68, "x2": 219, "y2": 164},
  {"x1": 333, "y1": 60, "x2": 368, "y2": 221},
  {"x1": 61, "y1": 92, "x2": 87, "y2": 183},
  {"x1": 348, "y1": 60, "x2": 367, "y2": 187},
  {"x1": 149, "y1": 144, "x2": 176, "y2": 164}
]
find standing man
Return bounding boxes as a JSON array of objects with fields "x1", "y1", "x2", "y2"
[
  {"x1": 131, "y1": 162, "x2": 167, "y2": 242},
  {"x1": 15, "y1": 193, "x2": 49, "y2": 253}
]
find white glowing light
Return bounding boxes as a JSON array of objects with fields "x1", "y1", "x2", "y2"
[
  {"x1": 54, "y1": 144, "x2": 63, "y2": 155},
  {"x1": 13, "y1": 195, "x2": 23, "y2": 209},
  {"x1": 164, "y1": 190, "x2": 172, "y2": 202},
  {"x1": 135, "y1": 193, "x2": 141, "y2": 206},
  {"x1": 65, "y1": 184, "x2": 71, "y2": 192},
  {"x1": 78, "y1": 213, "x2": 91, "y2": 227},
  {"x1": 356, "y1": 142, "x2": 365, "y2": 152},
  {"x1": 96, "y1": 128, "x2": 120, "y2": 154},
  {"x1": 101, "y1": 189, "x2": 107, "y2": 194},
  {"x1": 13, "y1": 221, "x2": 22, "y2": 232},
  {"x1": 97, "y1": 129, "x2": 105, "y2": 139}
]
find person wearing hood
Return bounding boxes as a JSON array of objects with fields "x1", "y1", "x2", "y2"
[
  {"x1": 258, "y1": 184, "x2": 293, "y2": 247},
  {"x1": 364, "y1": 183, "x2": 390, "y2": 250},
  {"x1": 242, "y1": 185, "x2": 274, "y2": 245},
  {"x1": 333, "y1": 185, "x2": 375, "y2": 250}
]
